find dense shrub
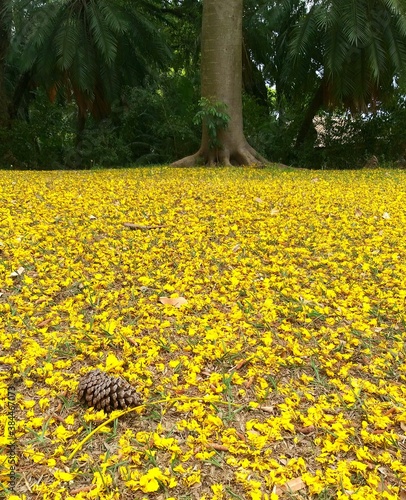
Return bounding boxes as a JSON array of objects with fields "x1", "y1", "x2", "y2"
[
  {"x1": 2, "y1": 83, "x2": 406, "y2": 170},
  {"x1": 0, "y1": 91, "x2": 74, "y2": 169}
]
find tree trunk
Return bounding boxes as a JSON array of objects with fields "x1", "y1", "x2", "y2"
[
  {"x1": 76, "y1": 109, "x2": 86, "y2": 146},
  {"x1": 9, "y1": 71, "x2": 33, "y2": 121},
  {"x1": 295, "y1": 80, "x2": 324, "y2": 149},
  {"x1": 0, "y1": 0, "x2": 10, "y2": 127},
  {"x1": 172, "y1": 0, "x2": 267, "y2": 166}
]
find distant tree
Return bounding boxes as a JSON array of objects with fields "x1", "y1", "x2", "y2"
[
  {"x1": 286, "y1": 0, "x2": 406, "y2": 147},
  {"x1": 10, "y1": 0, "x2": 171, "y2": 139}
]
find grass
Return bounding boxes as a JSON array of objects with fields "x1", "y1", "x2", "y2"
[{"x1": 0, "y1": 166, "x2": 406, "y2": 499}]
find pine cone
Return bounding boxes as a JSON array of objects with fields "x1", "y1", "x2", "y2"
[{"x1": 78, "y1": 369, "x2": 140, "y2": 412}]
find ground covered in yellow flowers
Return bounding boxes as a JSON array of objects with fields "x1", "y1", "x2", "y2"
[{"x1": 1, "y1": 167, "x2": 406, "y2": 500}]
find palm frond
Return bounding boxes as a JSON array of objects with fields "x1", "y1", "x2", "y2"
[
  {"x1": 55, "y1": 14, "x2": 80, "y2": 70},
  {"x1": 288, "y1": 5, "x2": 318, "y2": 61},
  {"x1": 383, "y1": 20, "x2": 406, "y2": 70},
  {"x1": 87, "y1": 1, "x2": 117, "y2": 64},
  {"x1": 341, "y1": 0, "x2": 369, "y2": 46},
  {"x1": 99, "y1": 2, "x2": 129, "y2": 33},
  {"x1": 71, "y1": 27, "x2": 97, "y2": 94},
  {"x1": 286, "y1": 0, "x2": 406, "y2": 112}
]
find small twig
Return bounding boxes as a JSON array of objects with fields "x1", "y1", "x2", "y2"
[
  {"x1": 123, "y1": 223, "x2": 165, "y2": 230},
  {"x1": 68, "y1": 396, "x2": 241, "y2": 461}
]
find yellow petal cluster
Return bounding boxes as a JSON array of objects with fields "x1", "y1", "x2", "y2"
[{"x1": 1, "y1": 167, "x2": 406, "y2": 498}]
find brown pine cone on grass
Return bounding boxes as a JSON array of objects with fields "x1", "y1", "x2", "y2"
[{"x1": 78, "y1": 369, "x2": 140, "y2": 412}]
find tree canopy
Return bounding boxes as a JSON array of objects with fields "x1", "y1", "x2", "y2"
[{"x1": 1, "y1": 0, "x2": 406, "y2": 168}]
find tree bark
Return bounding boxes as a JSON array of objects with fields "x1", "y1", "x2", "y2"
[
  {"x1": 9, "y1": 71, "x2": 33, "y2": 120},
  {"x1": 172, "y1": 0, "x2": 267, "y2": 167},
  {"x1": 295, "y1": 80, "x2": 325, "y2": 149}
]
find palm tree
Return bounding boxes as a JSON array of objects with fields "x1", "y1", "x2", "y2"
[
  {"x1": 10, "y1": 0, "x2": 171, "y2": 138},
  {"x1": 286, "y1": 0, "x2": 406, "y2": 147}
]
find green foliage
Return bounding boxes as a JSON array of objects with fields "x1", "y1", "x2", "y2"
[
  {"x1": 0, "y1": 90, "x2": 74, "y2": 169},
  {"x1": 0, "y1": 72, "x2": 202, "y2": 168},
  {"x1": 120, "y1": 74, "x2": 201, "y2": 164},
  {"x1": 2, "y1": 0, "x2": 406, "y2": 170},
  {"x1": 242, "y1": 91, "x2": 304, "y2": 166},
  {"x1": 73, "y1": 118, "x2": 132, "y2": 168},
  {"x1": 8, "y1": 0, "x2": 171, "y2": 118},
  {"x1": 284, "y1": 93, "x2": 406, "y2": 169},
  {"x1": 287, "y1": 0, "x2": 406, "y2": 109},
  {"x1": 72, "y1": 72, "x2": 201, "y2": 167},
  {"x1": 193, "y1": 97, "x2": 230, "y2": 150}
]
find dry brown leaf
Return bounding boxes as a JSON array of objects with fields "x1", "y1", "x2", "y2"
[
  {"x1": 259, "y1": 406, "x2": 274, "y2": 414},
  {"x1": 244, "y1": 375, "x2": 255, "y2": 388},
  {"x1": 236, "y1": 432, "x2": 246, "y2": 442},
  {"x1": 159, "y1": 296, "x2": 188, "y2": 308},
  {"x1": 232, "y1": 359, "x2": 249, "y2": 371},
  {"x1": 275, "y1": 477, "x2": 306, "y2": 495},
  {"x1": 355, "y1": 208, "x2": 363, "y2": 217},
  {"x1": 254, "y1": 197, "x2": 263, "y2": 203},
  {"x1": 124, "y1": 222, "x2": 165, "y2": 230},
  {"x1": 37, "y1": 318, "x2": 52, "y2": 328},
  {"x1": 70, "y1": 485, "x2": 96, "y2": 495},
  {"x1": 297, "y1": 425, "x2": 315, "y2": 434},
  {"x1": 400, "y1": 422, "x2": 406, "y2": 432},
  {"x1": 10, "y1": 266, "x2": 25, "y2": 277},
  {"x1": 232, "y1": 243, "x2": 241, "y2": 252},
  {"x1": 382, "y1": 212, "x2": 390, "y2": 219},
  {"x1": 208, "y1": 442, "x2": 228, "y2": 451},
  {"x1": 270, "y1": 208, "x2": 280, "y2": 215},
  {"x1": 52, "y1": 414, "x2": 66, "y2": 424}
]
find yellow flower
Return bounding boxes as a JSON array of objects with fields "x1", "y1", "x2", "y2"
[
  {"x1": 24, "y1": 446, "x2": 45, "y2": 463},
  {"x1": 211, "y1": 483, "x2": 224, "y2": 499},
  {"x1": 53, "y1": 470, "x2": 76, "y2": 481},
  {"x1": 139, "y1": 467, "x2": 169, "y2": 493},
  {"x1": 54, "y1": 424, "x2": 76, "y2": 441}
]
